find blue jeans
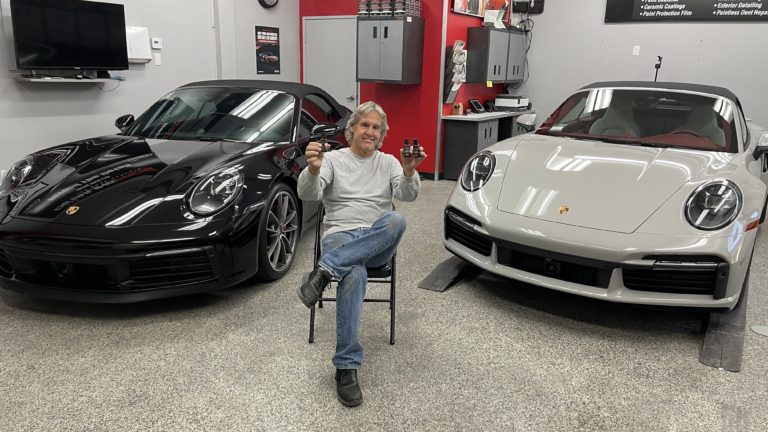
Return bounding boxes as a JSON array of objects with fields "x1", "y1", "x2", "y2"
[{"x1": 318, "y1": 211, "x2": 406, "y2": 370}]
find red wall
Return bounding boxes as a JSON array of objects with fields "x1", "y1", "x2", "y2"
[
  {"x1": 359, "y1": 0, "x2": 443, "y2": 170},
  {"x1": 299, "y1": 1, "x2": 505, "y2": 175},
  {"x1": 300, "y1": 0, "x2": 441, "y2": 174}
]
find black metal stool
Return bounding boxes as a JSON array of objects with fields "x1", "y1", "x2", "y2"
[{"x1": 307, "y1": 205, "x2": 396, "y2": 345}]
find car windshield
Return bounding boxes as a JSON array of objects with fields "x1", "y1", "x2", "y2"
[
  {"x1": 125, "y1": 87, "x2": 295, "y2": 143},
  {"x1": 537, "y1": 88, "x2": 739, "y2": 153}
]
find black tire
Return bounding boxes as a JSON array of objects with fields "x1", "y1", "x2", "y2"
[
  {"x1": 760, "y1": 198, "x2": 767, "y2": 224},
  {"x1": 256, "y1": 183, "x2": 301, "y2": 281}
]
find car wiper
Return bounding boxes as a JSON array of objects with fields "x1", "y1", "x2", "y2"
[
  {"x1": 640, "y1": 143, "x2": 693, "y2": 150},
  {"x1": 546, "y1": 132, "x2": 646, "y2": 145},
  {"x1": 604, "y1": 140, "x2": 693, "y2": 150},
  {"x1": 592, "y1": 136, "x2": 649, "y2": 146},
  {"x1": 197, "y1": 137, "x2": 245, "y2": 143},
  {"x1": 543, "y1": 131, "x2": 681, "y2": 149},
  {"x1": 561, "y1": 135, "x2": 596, "y2": 142},
  {"x1": 541, "y1": 131, "x2": 593, "y2": 141}
]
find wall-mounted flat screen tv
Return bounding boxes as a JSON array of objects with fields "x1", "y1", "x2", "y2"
[{"x1": 10, "y1": 0, "x2": 128, "y2": 70}]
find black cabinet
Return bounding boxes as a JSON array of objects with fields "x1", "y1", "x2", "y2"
[
  {"x1": 466, "y1": 27, "x2": 508, "y2": 83},
  {"x1": 442, "y1": 113, "x2": 533, "y2": 180},
  {"x1": 357, "y1": 16, "x2": 424, "y2": 84},
  {"x1": 442, "y1": 119, "x2": 499, "y2": 180},
  {"x1": 506, "y1": 30, "x2": 526, "y2": 82},
  {"x1": 466, "y1": 27, "x2": 526, "y2": 84}
]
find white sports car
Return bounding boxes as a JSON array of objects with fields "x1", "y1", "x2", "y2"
[{"x1": 444, "y1": 81, "x2": 768, "y2": 309}]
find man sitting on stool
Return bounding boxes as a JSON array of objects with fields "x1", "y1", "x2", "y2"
[{"x1": 297, "y1": 101, "x2": 427, "y2": 407}]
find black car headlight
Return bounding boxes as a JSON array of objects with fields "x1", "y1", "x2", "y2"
[
  {"x1": 188, "y1": 167, "x2": 244, "y2": 216},
  {"x1": 460, "y1": 151, "x2": 495, "y2": 192},
  {"x1": 0, "y1": 149, "x2": 70, "y2": 198},
  {"x1": 0, "y1": 156, "x2": 35, "y2": 196},
  {"x1": 685, "y1": 180, "x2": 742, "y2": 231}
]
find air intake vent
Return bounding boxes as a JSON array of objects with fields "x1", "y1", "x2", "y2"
[
  {"x1": 497, "y1": 240, "x2": 614, "y2": 288},
  {"x1": 445, "y1": 208, "x2": 492, "y2": 256},
  {"x1": 13, "y1": 260, "x2": 111, "y2": 290},
  {"x1": 623, "y1": 258, "x2": 727, "y2": 297},
  {"x1": 128, "y1": 250, "x2": 214, "y2": 288}
]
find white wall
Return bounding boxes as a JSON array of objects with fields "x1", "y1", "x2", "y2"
[
  {"x1": 0, "y1": 0, "x2": 301, "y2": 169},
  {"x1": 232, "y1": 0, "x2": 300, "y2": 81},
  {"x1": 516, "y1": 0, "x2": 768, "y2": 127},
  {"x1": 0, "y1": 0, "x2": 217, "y2": 168}
]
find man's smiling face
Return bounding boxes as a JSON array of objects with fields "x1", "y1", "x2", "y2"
[{"x1": 349, "y1": 111, "x2": 382, "y2": 157}]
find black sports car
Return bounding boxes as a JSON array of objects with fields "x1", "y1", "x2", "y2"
[{"x1": 0, "y1": 80, "x2": 349, "y2": 302}]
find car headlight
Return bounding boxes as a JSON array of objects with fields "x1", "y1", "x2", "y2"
[
  {"x1": 685, "y1": 179, "x2": 742, "y2": 231},
  {"x1": 0, "y1": 149, "x2": 70, "y2": 198},
  {"x1": 460, "y1": 151, "x2": 495, "y2": 192},
  {"x1": 0, "y1": 156, "x2": 35, "y2": 197},
  {"x1": 188, "y1": 167, "x2": 244, "y2": 216}
]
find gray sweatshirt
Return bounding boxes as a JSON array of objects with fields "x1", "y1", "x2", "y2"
[{"x1": 297, "y1": 148, "x2": 420, "y2": 236}]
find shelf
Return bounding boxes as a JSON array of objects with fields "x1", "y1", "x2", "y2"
[
  {"x1": 16, "y1": 77, "x2": 113, "y2": 83},
  {"x1": 443, "y1": 110, "x2": 534, "y2": 122}
]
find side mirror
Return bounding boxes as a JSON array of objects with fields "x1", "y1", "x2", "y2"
[
  {"x1": 290, "y1": 124, "x2": 344, "y2": 159},
  {"x1": 516, "y1": 113, "x2": 537, "y2": 133},
  {"x1": 753, "y1": 133, "x2": 768, "y2": 159},
  {"x1": 115, "y1": 114, "x2": 135, "y2": 132},
  {"x1": 517, "y1": 113, "x2": 536, "y2": 127},
  {"x1": 309, "y1": 123, "x2": 342, "y2": 141}
]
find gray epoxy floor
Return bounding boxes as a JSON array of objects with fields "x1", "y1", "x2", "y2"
[{"x1": 1, "y1": 180, "x2": 767, "y2": 432}]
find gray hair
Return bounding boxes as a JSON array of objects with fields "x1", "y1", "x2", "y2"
[{"x1": 344, "y1": 101, "x2": 389, "y2": 149}]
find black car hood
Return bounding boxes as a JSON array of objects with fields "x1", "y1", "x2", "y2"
[{"x1": 6, "y1": 135, "x2": 264, "y2": 225}]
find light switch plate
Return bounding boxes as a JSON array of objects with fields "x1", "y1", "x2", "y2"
[
  {"x1": 153, "y1": 52, "x2": 162, "y2": 66},
  {"x1": 151, "y1": 37, "x2": 163, "y2": 50},
  {"x1": 632, "y1": 45, "x2": 640, "y2": 56}
]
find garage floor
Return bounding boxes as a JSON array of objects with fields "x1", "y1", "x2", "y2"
[{"x1": 1, "y1": 180, "x2": 767, "y2": 431}]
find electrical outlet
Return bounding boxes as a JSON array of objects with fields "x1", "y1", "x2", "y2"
[{"x1": 632, "y1": 45, "x2": 640, "y2": 56}]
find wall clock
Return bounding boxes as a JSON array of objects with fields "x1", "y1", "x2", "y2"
[{"x1": 258, "y1": 0, "x2": 278, "y2": 8}]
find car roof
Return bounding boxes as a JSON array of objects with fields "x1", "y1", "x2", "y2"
[
  {"x1": 581, "y1": 81, "x2": 739, "y2": 103},
  {"x1": 178, "y1": 79, "x2": 349, "y2": 113}
]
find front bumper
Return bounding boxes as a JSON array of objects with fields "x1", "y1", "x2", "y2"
[
  {"x1": 0, "y1": 213, "x2": 262, "y2": 303},
  {"x1": 443, "y1": 203, "x2": 755, "y2": 309}
]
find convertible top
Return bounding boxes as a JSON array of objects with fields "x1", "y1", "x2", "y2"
[
  {"x1": 179, "y1": 79, "x2": 350, "y2": 114},
  {"x1": 581, "y1": 81, "x2": 740, "y2": 105}
]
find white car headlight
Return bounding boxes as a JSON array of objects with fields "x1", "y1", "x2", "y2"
[
  {"x1": 685, "y1": 180, "x2": 742, "y2": 231},
  {"x1": 0, "y1": 156, "x2": 35, "y2": 197},
  {"x1": 188, "y1": 167, "x2": 244, "y2": 216},
  {"x1": 460, "y1": 151, "x2": 495, "y2": 192}
]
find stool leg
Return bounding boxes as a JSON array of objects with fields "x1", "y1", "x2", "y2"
[
  {"x1": 318, "y1": 281, "x2": 328, "y2": 308},
  {"x1": 309, "y1": 306, "x2": 316, "y2": 343},
  {"x1": 390, "y1": 303, "x2": 396, "y2": 345},
  {"x1": 389, "y1": 258, "x2": 396, "y2": 345}
]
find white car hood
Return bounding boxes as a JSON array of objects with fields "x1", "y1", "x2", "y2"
[{"x1": 496, "y1": 136, "x2": 730, "y2": 233}]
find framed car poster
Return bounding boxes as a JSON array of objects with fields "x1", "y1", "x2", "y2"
[
  {"x1": 255, "y1": 26, "x2": 280, "y2": 74},
  {"x1": 452, "y1": 0, "x2": 484, "y2": 18}
]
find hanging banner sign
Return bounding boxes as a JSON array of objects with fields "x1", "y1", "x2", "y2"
[{"x1": 606, "y1": 0, "x2": 768, "y2": 22}]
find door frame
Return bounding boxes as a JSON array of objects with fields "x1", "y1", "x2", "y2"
[{"x1": 301, "y1": 15, "x2": 359, "y2": 111}]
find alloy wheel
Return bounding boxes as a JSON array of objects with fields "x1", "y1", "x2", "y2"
[{"x1": 264, "y1": 190, "x2": 299, "y2": 272}]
